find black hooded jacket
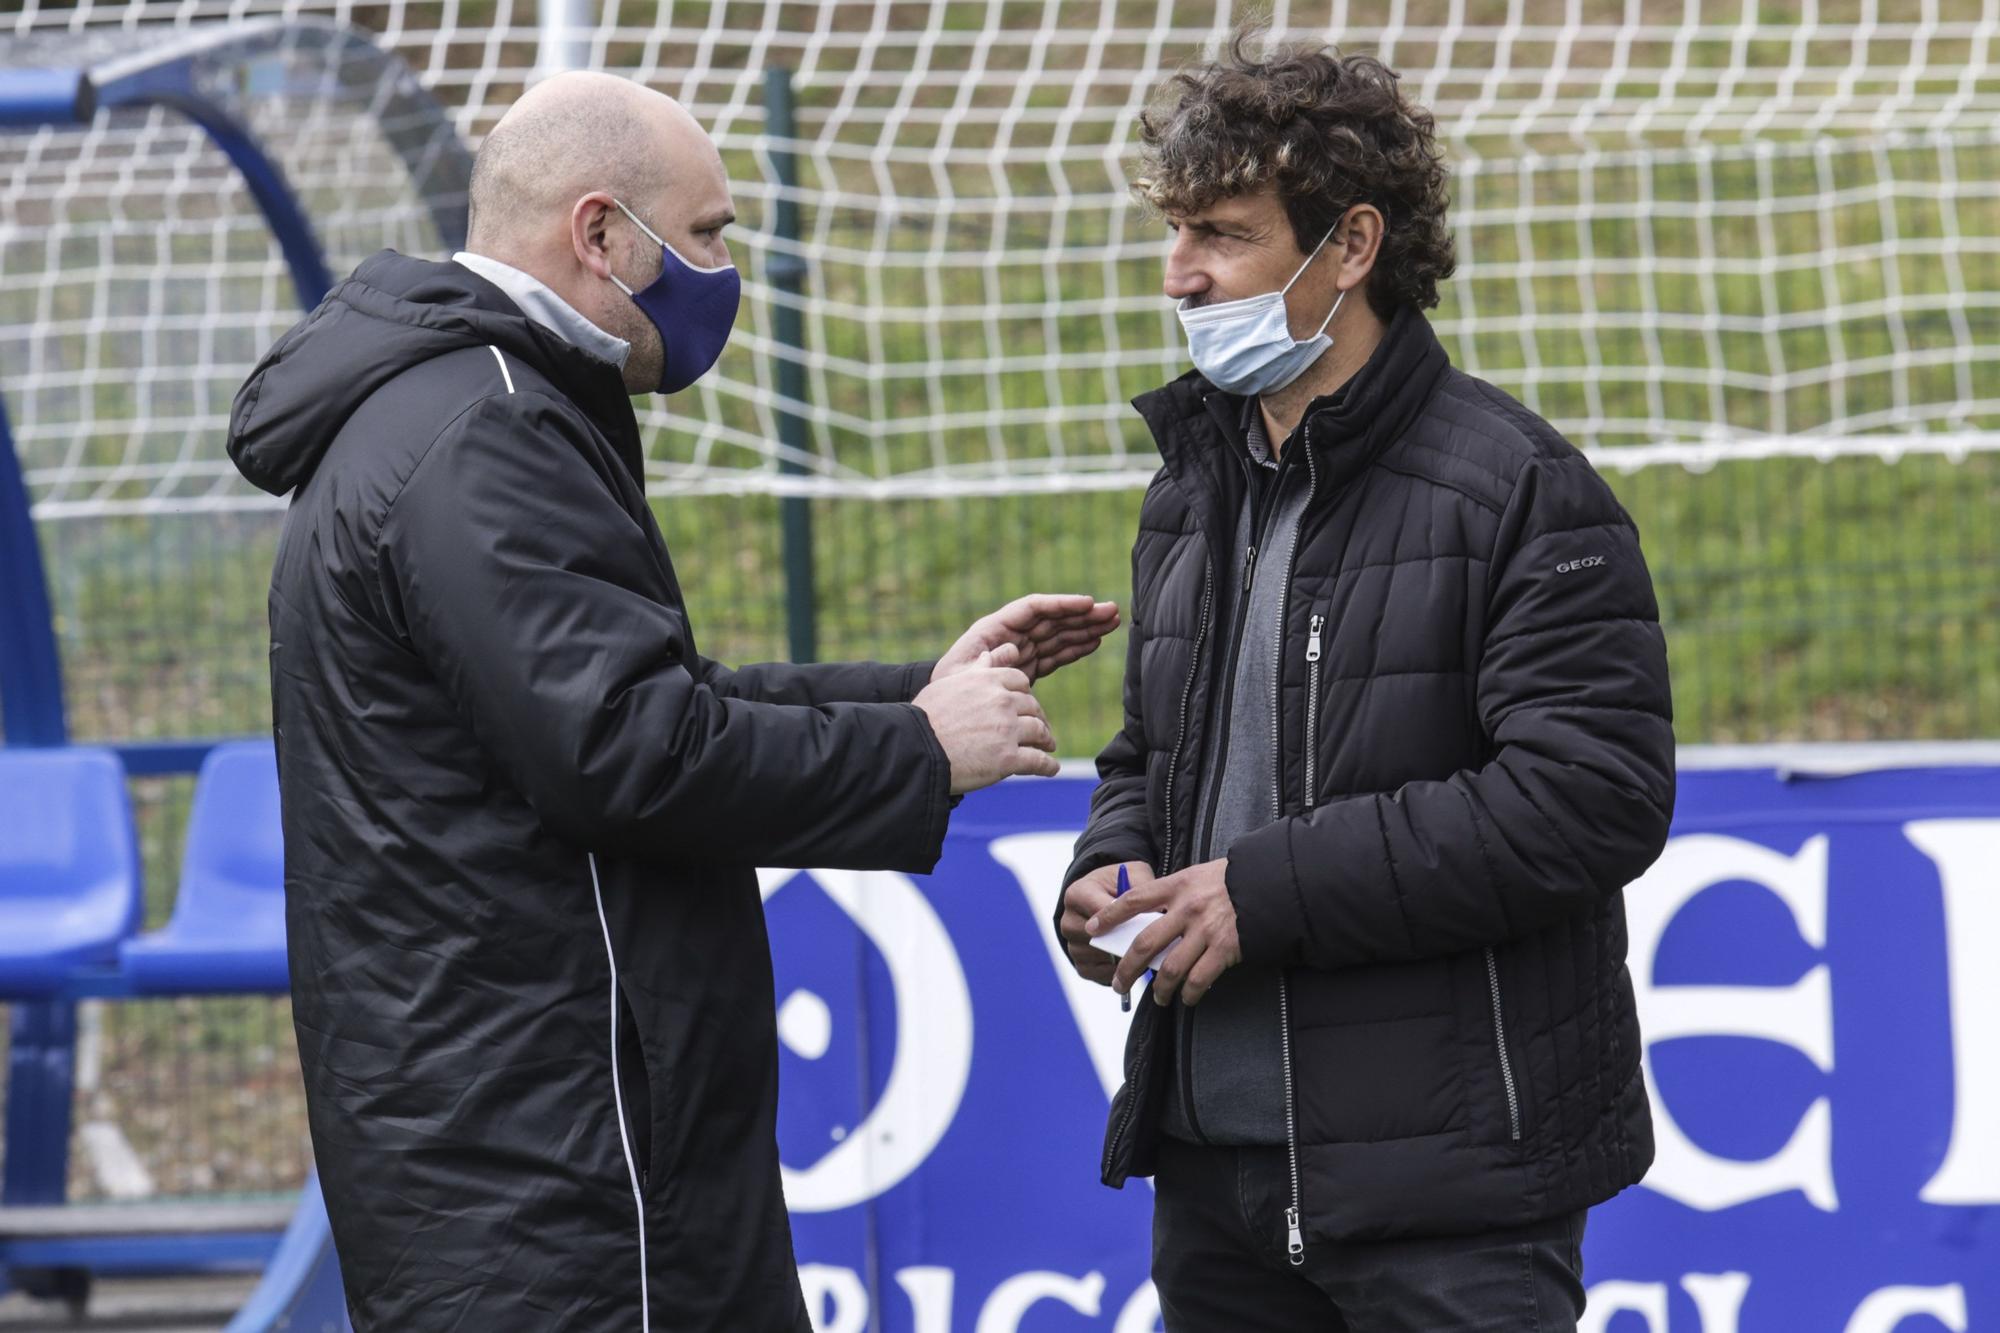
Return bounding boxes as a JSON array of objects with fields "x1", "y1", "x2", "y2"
[
  {"x1": 1065, "y1": 307, "x2": 1674, "y2": 1245},
  {"x1": 231, "y1": 252, "x2": 953, "y2": 1331}
]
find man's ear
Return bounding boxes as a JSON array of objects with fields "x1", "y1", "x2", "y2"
[
  {"x1": 1333, "y1": 203, "x2": 1386, "y2": 294},
  {"x1": 571, "y1": 192, "x2": 618, "y2": 281}
]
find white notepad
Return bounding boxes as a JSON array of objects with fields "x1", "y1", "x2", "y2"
[{"x1": 1090, "y1": 911, "x2": 1172, "y2": 969}]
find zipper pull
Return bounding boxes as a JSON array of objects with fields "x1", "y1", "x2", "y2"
[
  {"x1": 1285, "y1": 1205, "x2": 1305, "y2": 1266},
  {"x1": 1306, "y1": 614, "x2": 1324, "y2": 663},
  {"x1": 1242, "y1": 544, "x2": 1257, "y2": 586}
]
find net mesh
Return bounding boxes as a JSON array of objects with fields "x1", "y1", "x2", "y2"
[{"x1": 5, "y1": 1, "x2": 2000, "y2": 514}]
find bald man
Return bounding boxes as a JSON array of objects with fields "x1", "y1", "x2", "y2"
[{"x1": 228, "y1": 72, "x2": 1117, "y2": 1330}]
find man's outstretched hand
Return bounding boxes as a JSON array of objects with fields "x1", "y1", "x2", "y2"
[
  {"x1": 933, "y1": 594, "x2": 1120, "y2": 685},
  {"x1": 914, "y1": 647, "x2": 1061, "y2": 795}
]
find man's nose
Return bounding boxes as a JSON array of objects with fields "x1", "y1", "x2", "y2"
[{"x1": 1162, "y1": 237, "x2": 1207, "y2": 302}]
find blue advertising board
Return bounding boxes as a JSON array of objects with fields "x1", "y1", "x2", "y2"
[{"x1": 765, "y1": 760, "x2": 2000, "y2": 1332}]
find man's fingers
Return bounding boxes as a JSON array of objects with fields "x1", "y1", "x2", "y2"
[
  {"x1": 1012, "y1": 689, "x2": 1049, "y2": 717},
  {"x1": 1180, "y1": 952, "x2": 1230, "y2": 1007},
  {"x1": 1119, "y1": 860, "x2": 1158, "y2": 891},
  {"x1": 998, "y1": 593, "x2": 1097, "y2": 630},
  {"x1": 1027, "y1": 604, "x2": 1120, "y2": 637},
  {"x1": 1018, "y1": 716, "x2": 1056, "y2": 752},
  {"x1": 1108, "y1": 908, "x2": 1182, "y2": 993},
  {"x1": 1013, "y1": 747, "x2": 1061, "y2": 778},
  {"x1": 1036, "y1": 638, "x2": 1106, "y2": 675},
  {"x1": 1060, "y1": 874, "x2": 1119, "y2": 942},
  {"x1": 986, "y1": 641, "x2": 1023, "y2": 668},
  {"x1": 1065, "y1": 942, "x2": 1118, "y2": 984},
  {"x1": 1112, "y1": 918, "x2": 1182, "y2": 997},
  {"x1": 1065, "y1": 872, "x2": 1119, "y2": 912},
  {"x1": 994, "y1": 666, "x2": 1033, "y2": 694},
  {"x1": 1085, "y1": 878, "x2": 1172, "y2": 935},
  {"x1": 1146, "y1": 928, "x2": 1212, "y2": 1006},
  {"x1": 1034, "y1": 625, "x2": 1115, "y2": 659}
]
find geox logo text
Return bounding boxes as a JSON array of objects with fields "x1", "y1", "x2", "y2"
[{"x1": 1556, "y1": 556, "x2": 1606, "y2": 574}]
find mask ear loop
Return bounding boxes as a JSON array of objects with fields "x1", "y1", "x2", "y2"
[
  {"x1": 1312, "y1": 287, "x2": 1348, "y2": 338},
  {"x1": 606, "y1": 197, "x2": 667, "y2": 296},
  {"x1": 1281, "y1": 216, "x2": 1349, "y2": 338},
  {"x1": 1279, "y1": 220, "x2": 1342, "y2": 297}
]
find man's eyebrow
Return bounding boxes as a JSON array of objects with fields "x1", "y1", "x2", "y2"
[{"x1": 694, "y1": 211, "x2": 736, "y2": 230}]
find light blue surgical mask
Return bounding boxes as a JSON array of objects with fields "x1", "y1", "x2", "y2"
[{"x1": 1177, "y1": 222, "x2": 1345, "y2": 396}]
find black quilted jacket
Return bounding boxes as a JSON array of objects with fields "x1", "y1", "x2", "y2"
[{"x1": 1066, "y1": 305, "x2": 1674, "y2": 1244}]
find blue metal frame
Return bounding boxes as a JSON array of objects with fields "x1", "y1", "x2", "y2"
[
  {"x1": 0, "y1": 395, "x2": 66, "y2": 750},
  {"x1": 115, "y1": 739, "x2": 233, "y2": 778},
  {"x1": 1, "y1": 1004, "x2": 76, "y2": 1209},
  {"x1": 0, "y1": 393, "x2": 81, "y2": 1240},
  {"x1": 0, "y1": 1232, "x2": 278, "y2": 1275},
  {"x1": 222, "y1": 1176, "x2": 349, "y2": 1333},
  {"x1": 0, "y1": 68, "x2": 94, "y2": 127}
]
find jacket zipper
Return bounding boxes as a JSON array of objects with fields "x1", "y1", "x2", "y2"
[
  {"x1": 1304, "y1": 612, "x2": 1324, "y2": 808},
  {"x1": 1275, "y1": 427, "x2": 1317, "y2": 1266},
  {"x1": 1105, "y1": 556, "x2": 1214, "y2": 1181},
  {"x1": 1279, "y1": 975, "x2": 1305, "y2": 1266},
  {"x1": 1158, "y1": 562, "x2": 1214, "y2": 880},
  {"x1": 1485, "y1": 946, "x2": 1523, "y2": 1141},
  {"x1": 1103, "y1": 1011, "x2": 1158, "y2": 1181}
]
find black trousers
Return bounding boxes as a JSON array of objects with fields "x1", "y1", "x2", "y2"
[{"x1": 1151, "y1": 1138, "x2": 1588, "y2": 1332}]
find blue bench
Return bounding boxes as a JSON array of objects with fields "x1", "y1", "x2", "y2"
[
  {"x1": 0, "y1": 747, "x2": 142, "y2": 998},
  {"x1": 3, "y1": 740, "x2": 300, "y2": 1311},
  {"x1": 120, "y1": 741, "x2": 287, "y2": 995}
]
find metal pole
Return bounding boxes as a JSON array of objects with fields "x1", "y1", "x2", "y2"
[
  {"x1": 535, "y1": 0, "x2": 590, "y2": 80},
  {"x1": 0, "y1": 395, "x2": 66, "y2": 748},
  {"x1": 765, "y1": 66, "x2": 817, "y2": 665},
  {"x1": 0, "y1": 397, "x2": 78, "y2": 1237}
]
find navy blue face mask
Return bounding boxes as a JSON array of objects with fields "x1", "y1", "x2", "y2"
[{"x1": 607, "y1": 198, "x2": 741, "y2": 394}]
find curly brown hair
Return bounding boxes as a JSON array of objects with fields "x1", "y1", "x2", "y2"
[{"x1": 1134, "y1": 31, "x2": 1455, "y2": 319}]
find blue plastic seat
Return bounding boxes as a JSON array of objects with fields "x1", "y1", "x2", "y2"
[
  {"x1": 0, "y1": 747, "x2": 143, "y2": 997},
  {"x1": 121, "y1": 741, "x2": 288, "y2": 994}
]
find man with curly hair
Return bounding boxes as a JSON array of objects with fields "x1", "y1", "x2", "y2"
[{"x1": 1063, "y1": 34, "x2": 1674, "y2": 1330}]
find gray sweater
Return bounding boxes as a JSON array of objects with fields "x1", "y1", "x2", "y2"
[{"x1": 1159, "y1": 399, "x2": 1314, "y2": 1146}]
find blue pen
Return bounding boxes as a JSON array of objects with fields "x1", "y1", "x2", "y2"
[{"x1": 1115, "y1": 864, "x2": 1133, "y2": 1012}]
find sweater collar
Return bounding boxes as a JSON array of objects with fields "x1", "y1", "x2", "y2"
[{"x1": 452, "y1": 251, "x2": 632, "y2": 372}]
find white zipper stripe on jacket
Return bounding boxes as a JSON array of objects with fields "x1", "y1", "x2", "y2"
[
  {"x1": 487, "y1": 345, "x2": 516, "y2": 394},
  {"x1": 589, "y1": 853, "x2": 651, "y2": 1330},
  {"x1": 487, "y1": 349, "x2": 648, "y2": 1322}
]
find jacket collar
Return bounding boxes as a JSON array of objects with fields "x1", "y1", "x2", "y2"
[
  {"x1": 1133, "y1": 303, "x2": 1452, "y2": 519},
  {"x1": 452, "y1": 251, "x2": 633, "y2": 372},
  {"x1": 435, "y1": 259, "x2": 648, "y2": 485}
]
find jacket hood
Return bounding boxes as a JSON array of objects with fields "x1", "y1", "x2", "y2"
[{"x1": 228, "y1": 251, "x2": 627, "y2": 495}]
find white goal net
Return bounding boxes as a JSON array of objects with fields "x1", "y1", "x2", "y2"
[{"x1": 5, "y1": 0, "x2": 1999, "y2": 515}]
